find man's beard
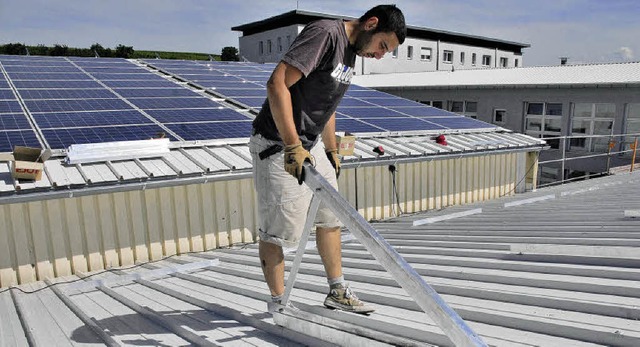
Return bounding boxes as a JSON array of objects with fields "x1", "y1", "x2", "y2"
[{"x1": 353, "y1": 30, "x2": 374, "y2": 57}]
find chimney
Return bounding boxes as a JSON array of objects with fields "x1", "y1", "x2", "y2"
[{"x1": 560, "y1": 57, "x2": 568, "y2": 65}]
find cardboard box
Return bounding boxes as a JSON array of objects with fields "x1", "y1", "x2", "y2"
[
  {"x1": 10, "y1": 146, "x2": 52, "y2": 181},
  {"x1": 336, "y1": 132, "x2": 356, "y2": 156}
]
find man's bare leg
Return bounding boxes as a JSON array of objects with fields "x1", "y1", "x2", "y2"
[
  {"x1": 316, "y1": 226, "x2": 343, "y2": 279},
  {"x1": 259, "y1": 240, "x2": 285, "y2": 297}
]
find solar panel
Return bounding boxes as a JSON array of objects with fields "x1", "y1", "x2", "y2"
[
  {"x1": 33, "y1": 110, "x2": 153, "y2": 128},
  {"x1": 0, "y1": 130, "x2": 41, "y2": 152},
  {"x1": 25, "y1": 99, "x2": 133, "y2": 113},
  {"x1": 42, "y1": 125, "x2": 172, "y2": 149},
  {"x1": 145, "y1": 108, "x2": 249, "y2": 123},
  {"x1": 0, "y1": 114, "x2": 33, "y2": 130},
  {"x1": 231, "y1": 97, "x2": 265, "y2": 108},
  {"x1": 3, "y1": 66, "x2": 80, "y2": 73},
  {"x1": 102, "y1": 80, "x2": 178, "y2": 88},
  {"x1": 0, "y1": 100, "x2": 23, "y2": 113},
  {"x1": 425, "y1": 117, "x2": 496, "y2": 129},
  {"x1": 212, "y1": 88, "x2": 266, "y2": 97},
  {"x1": 358, "y1": 97, "x2": 424, "y2": 107},
  {"x1": 90, "y1": 73, "x2": 166, "y2": 81},
  {"x1": 12, "y1": 80, "x2": 103, "y2": 89},
  {"x1": 0, "y1": 89, "x2": 16, "y2": 99},
  {"x1": 165, "y1": 121, "x2": 252, "y2": 140},
  {"x1": 337, "y1": 106, "x2": 405, "y2": 118},
  {"x1": 388, "y1": 106, "x2": 456, "y2": 117},
  {"x1": 335, "y1": 118, "x2": 384, "y2": 133},
  {"x1": 114, "y1": 88, "x2": 200, "y2": 98},
  {"x1": 0, "y1": 81, "x2": 8, "y2": 88},
  {"x1": 18, "y1": 89, "x2": 116, "y2": 100},
  {"x1": 364, "y1": 117, "x2": 447, "y2": 131},
  {"x1": 7, "y1": 72, "x2": 92, "y2": 80},
  {"x1": 127, "y1": 97, "x2": 221, "y2": 110},
  {"x1": 338, "y1": 98, "x2": 377, "y2": 107}
]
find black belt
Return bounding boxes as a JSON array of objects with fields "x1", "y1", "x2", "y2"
[{"x1": 258, "y1": 144, "x2": 283, "y2": 160}]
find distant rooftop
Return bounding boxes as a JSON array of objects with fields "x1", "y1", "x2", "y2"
[
  {"x1": 232, "y1": 9, "x2": 530, "y2": 53},
  {"x1": 353, "y1": 61, "x2": 640, "y2": 89}
]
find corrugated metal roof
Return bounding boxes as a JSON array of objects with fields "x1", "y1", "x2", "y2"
[
  {"x1": 0, "y1": 131, "x2": 544, "y2": 200},
  {"x1": 1, "y1": 169, "x2": 639, "y2": 346},
  {"x1": 352, "y1": 61, "x2": 640, "y2": 89}
]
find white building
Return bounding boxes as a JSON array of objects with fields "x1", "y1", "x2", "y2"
[{"x1": 231, "y1": 9, "x2": 529, "y2": 74}]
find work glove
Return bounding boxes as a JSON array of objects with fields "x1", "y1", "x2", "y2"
[
  {"x1": 325, "y1": 149, "x2": 341, "y2": 179},
  {"x1": 284, "y1": 141, "x2": 312, "y2": 184}
]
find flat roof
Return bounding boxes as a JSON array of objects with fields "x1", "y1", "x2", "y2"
[
  {"x1": 232, "y1": 9, "x2": 530, "y2": 53},
  {"x1": 352, "y1": 61, "x2": 640, "y2": 89}
]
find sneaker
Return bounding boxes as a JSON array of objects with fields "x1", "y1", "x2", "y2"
[{"x1": 323, "y1": 284, "x2": 375, "y2": 314}]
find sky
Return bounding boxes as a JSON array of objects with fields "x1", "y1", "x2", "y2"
[{"x1": 1, "y1": 0, "x2": 638, "y2": 66}]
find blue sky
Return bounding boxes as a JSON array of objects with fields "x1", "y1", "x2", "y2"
[{"x1": 1, "y1": 0, "x2": 638, "y2": 66}]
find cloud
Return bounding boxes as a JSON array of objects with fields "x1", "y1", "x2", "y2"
[{"x1": 618, "y1": 47, "x2": 634, "y2": 61}]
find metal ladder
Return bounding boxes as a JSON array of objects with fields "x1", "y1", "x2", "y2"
[{"x1": 270, "y1": 163, "x2": 487, "y2": 346}]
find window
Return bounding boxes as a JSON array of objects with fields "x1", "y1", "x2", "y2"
[
  {"x1": 449, "y1": 101, "x2": 477, "y2": 118},
  {"x1": 277, "y1": 37, "x2": 282, "y2": 52},
  {"x1": 392, "y1": 47, "x2": 398, "y2": 58},
  {"x1": 420, "y1": 47, "x2": 431, "y2": 61},
  {"x1": 515, "y1": 59, "x2": 519, "y2": 67},
  {"x1": 287, "y1": 35, "x2": 291, "y2": 48},
  {"x1": 625, "y1": 104, "x2": 640, "y2": 151},
  {"x1": 407, "y1": 46, "x2": 413, "y2": 60},
  {"x1": 460, "y1": 52, "x2": 465, "y2": 65},
  {"x1": 443, "y1": 50, "x2": 453, "y2": 63},
  {"x1": 267, "y1": 40, "x2": 272, "y2": 54},
  {"x1": 494, "y1": 109, "x2": 506, "y2": 124},
  {"x1": 570, "y1": 103, "x2": 615, "y2": 152},
  {"x1": 500, "y1": 57, "x2": 508, "y2": 67},
  {"x1": 472, "y1": 53, "x2": 477, "y2": 66},
  {"x1": 482, "y1": 55, "x2": 491, "y2": 66},
  {"x1": 525, "y1": 102, "x2": 564, "y2": 148},
  {"x1": 259, "y1": 41, "x2": 264, "y2": 55}
]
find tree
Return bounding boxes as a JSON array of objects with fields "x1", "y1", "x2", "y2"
[
  {"x1": 0, "y1": 43, "x2": 26, "y2": 55},
  {"x1": 221, "y1": 46, "x2": 239, "y2": 61},
  {"x1": 115, "y1": 44, "x2": 134, "y2": 58},
  {"x1": 49, "y1": 44, "x2": 69, "y2": 56},
  {"x1": 91, "y1": 43, "x2": 106, "y2": 57}
]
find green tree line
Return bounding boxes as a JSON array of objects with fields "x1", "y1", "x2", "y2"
[{"x1": 0, "y1": 43, "x2": 240, "y2": 61}]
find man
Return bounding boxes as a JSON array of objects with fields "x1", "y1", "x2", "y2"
[{"x1": 249, "y1": 5, "x2": 406, "y2": 313}]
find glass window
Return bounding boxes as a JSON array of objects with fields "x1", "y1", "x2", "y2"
[
  {"x1": 546, "y1": 103, "x2": 563, "y2": 116},
  {"x1": 571, "y1": 103, "x2": 615, "y2": 152},
  {"x1": 392, "y1": 47, "x2": 398, "y2": 58},
  {"x1": 451, "y1": 101, "x2": 464, "y2": 112},
  {"x1": 432, "y1": 101, "x2": 443, "y2": 109},
  {"x1": 267, "y1": 40, "x2": 272, "y2": 54},
  {"x1": 527, "y1": 103, "x2": 544, "y2": 115},
  {"x1": 545, "y1": 118, "x2": 562, "y2": 132},
  {"x1": 407, "y1": 46, "x2": 413, "y2": 60},
  {"x1": 595, "y1": 103, "x2": 616, "y2": 118},
  {"x1": 515, "y1": 59, "x2": 519, "y2": 67},
  {"x1": 500, "y1": 57, "x2": 508, "y2": 67},
  {"x1": 420, "y1": 47, "x2": 431, "y2": 61},
  {"x1": 494, "y1": 109, "x2": 506, "y2": 124},
  {"x1": 460, "y1": 52, "x2": 465, "y2": 65},
  {"x1": 277, "y1": 37, "x2": 282, "y2": 52},
  {"x1": 443, "y1": 50, "x2": 453, "y2": 63},
  {"x1": 287, "y1": 35, "x2": 291, "y2": 47},
  {"x1": 472, "y1": 53, "x2": 477, "y2": 66},
  {"x1": 482, "y1": 55, "x2": 491, "y2": 66},
  {"x1": 526, "y1": 118, "x2": 542, "y2": 131},
  {"x1": 574, "y1": 103, "x2": 592, "y2": 118},
  {"x1": 466, "y1": 102, "x2": 477, "y2": 113},
  {"x1": 259, "y1": 41, "x2": 264, "y2": 55}
]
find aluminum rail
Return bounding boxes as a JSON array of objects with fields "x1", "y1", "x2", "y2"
[{"x1": 279, "y1": 163, "x2": 487, "y2": 347}]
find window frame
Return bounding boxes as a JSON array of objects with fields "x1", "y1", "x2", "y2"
[
  {"x1": 493, "y1": 109, "x2": 507, "y2": 124},
  {"x1": 407, "y1": 46, "x2": 414, "y2": 60},
  {"x1": 482, "y1": 55, "x2": 491, "y2": 66},
  {"x1": 419, "y1": 47, "x2": 431, "y2": 61},
  {"x1": 443, "y1": 50, "x2": 453, "y2": 64}
]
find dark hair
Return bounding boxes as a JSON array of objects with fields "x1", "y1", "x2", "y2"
[{"x1": 359, "y1": 4, "x2": 407, "y2": 44}]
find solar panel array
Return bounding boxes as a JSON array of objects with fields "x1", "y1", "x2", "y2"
[{"x1": 0, "y1": 55, "x2": 495, "y2": 152}]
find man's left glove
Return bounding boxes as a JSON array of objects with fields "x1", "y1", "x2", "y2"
[
  {"x1": 284, "y1": 141, "x2": 312, "y2": 184},
  {"x1": 325, "y1": 149, "x2": 341, "y2": 179}
]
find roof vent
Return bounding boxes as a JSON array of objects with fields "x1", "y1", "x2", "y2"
[{"x1": 560, "y1": 57, "x2": 568, "y2": 65}]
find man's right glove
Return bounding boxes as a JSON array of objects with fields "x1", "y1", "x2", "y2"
[
  {"x1": 284, "y1": 141, "x2": 312, "y2": 184},
  {"x1": 325, "y1": 149, "x2": 341, "y2": 179}
]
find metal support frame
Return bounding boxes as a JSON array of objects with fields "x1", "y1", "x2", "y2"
[{"x1": 275, "y1": 163, "x2": 487, "y2": 347}]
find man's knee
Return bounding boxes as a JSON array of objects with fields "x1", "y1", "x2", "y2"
[{"x1": 259, "y1": 240, "x2": 284, "y2": 266}]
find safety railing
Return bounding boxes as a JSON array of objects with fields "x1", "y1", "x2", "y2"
[
  {"x1": 272, "y1": 163, "x2": 487, "y2": 346},
  {"x1": 538, "y1": 132, "x2": 639, "y2": 188}
]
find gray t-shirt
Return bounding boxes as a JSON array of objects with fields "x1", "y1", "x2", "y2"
[{"x1": 252, "y1": 19, "x2": 356, "y2": 149}]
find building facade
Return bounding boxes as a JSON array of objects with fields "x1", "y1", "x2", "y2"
[
  {"x1": 353, "y1": 62, "x2": 640, "y2": 183},
  {"x1": 231, "y1": 10, "x2": 528, "y2": 74}
]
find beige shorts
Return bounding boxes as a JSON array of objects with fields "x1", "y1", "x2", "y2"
[{"x1": 249, "y1": 134, "x2": 341, "y2": 248}]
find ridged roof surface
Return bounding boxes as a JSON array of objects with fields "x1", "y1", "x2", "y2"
[{"x1": 1, "y1": 171, "x2": 639, "y2": 346}]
